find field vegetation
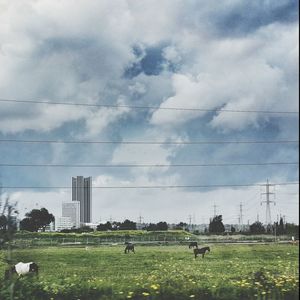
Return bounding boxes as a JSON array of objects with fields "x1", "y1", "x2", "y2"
[
  {"x1": 9, "y1": 230, "x2": 295, "y2": 248},
  {"x1": 0, "y1": 244, "x2": 298, "y2": 300}
]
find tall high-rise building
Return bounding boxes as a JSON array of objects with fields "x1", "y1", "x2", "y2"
[
  {"x1": 62, "y1": 201, "x2": 80, "y2": 228},
  {"x1": 72, "y1": 176, "x2": 92, "y2": 223}
]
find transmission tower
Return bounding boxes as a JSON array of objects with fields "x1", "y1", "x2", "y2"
[
  {"x1": 238, "y1": 203, "x2": 244, "y2": 231},
  {"x1": 261, "y1": 179, "x2": 276, "y2": 225},
  {"x1": 138, "y1": 213, "x2": 144, "y2": 224},
  {"x1": 213, "y1": 203, "x2": 217, "y2": 217},
  {"x1": 188, "y1": 214, "x2": 192, "y2": 225}
]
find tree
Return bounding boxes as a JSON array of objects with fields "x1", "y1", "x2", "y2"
[
  {"x1": 156, "y1": 221, "x2": 168, "y2": 230},
  {"x1": 119, "y1": 219, "x2": 136, "y2": 230},
  {"x1": 0, "y1": 197, "x2": 18, "y2": 248},
  {"x1": 97, "y1": 221, "x2": 112, "y2": 231},
  {"x1": 285, "y1": 223, "x2": 299, "y2": 237},
  {"x1": 174, "y1": 222, "x2": 188, "y2": 230},
  {"x1": 145, "y1": 221, "x2": 168, "y2": 231},
  {"x1": 208, "y1": 215, "x2": 225, "y2": 234},
  {"x1": 276, "y1": 218, "x2": 285, "y2": 235},
  {"x1": 20, "y1": 208, "x2": 54, "y2": 232},
  {"x1": 145, "y1": 223, "x2": 157, "y2": 231},
  {"x1": 249, "y1": 221, "x2": 265, "y2": 234}
]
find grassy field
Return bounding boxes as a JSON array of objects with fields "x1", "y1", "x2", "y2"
[{"x1": 0, "y1": 244, "x2": 298, "y2": 300}]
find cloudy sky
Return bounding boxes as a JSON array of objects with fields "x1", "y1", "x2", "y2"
[{"x1": 0, "y1": 0, "x2": 299, "y2": 225}]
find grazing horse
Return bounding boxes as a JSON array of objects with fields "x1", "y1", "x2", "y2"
[
  {"x1": 124, "y1": 243, "x2": 135, "y2": 254},
  {"x1": 188, "y1": 241, "x2": 198, "y2": 249},
  {"x1": 194, "y1": 247, "x2": 210, "y2": 259},
  {"x1": 5, "y1": 262, "x2": 38, "y2": 279}
]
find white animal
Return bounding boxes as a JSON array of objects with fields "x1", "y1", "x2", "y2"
[
  {"x1": 5, "y1": 262, "x2": 38, "y2": 279},
  {"x1": 15, "y1": 262, "x2": 35, "y2": 275}
]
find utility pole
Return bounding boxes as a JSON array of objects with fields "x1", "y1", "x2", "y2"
[{"x1": 261, "y1": 179, "x2": 276, "y2": 226}]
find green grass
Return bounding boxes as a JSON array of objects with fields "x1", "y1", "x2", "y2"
[{"x1": 0, "y1": 244, "x2": 299, "y2": 300}]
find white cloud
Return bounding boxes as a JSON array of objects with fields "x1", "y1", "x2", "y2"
[
  {"x1": 150, "y1": 22, "x2": 299, "y2": 131},
  {"x1": 0, "y1": 105, "x2": 88, "y2": 134},
  {"x1": 83, "y1": 97, "x2": 130, "y2": 138}
]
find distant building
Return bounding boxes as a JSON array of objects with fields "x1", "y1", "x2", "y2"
[
  {"x1": 55, "y1": 216, "x2": 73, "y2": 231},
  {"x1": 136, "y1": 222, "x2": 147, "y2": 230},
  {"x1": 44, "y1": 221, "x2": 55, "y2": 232},
  {"x1": 62, "y1": 201, "x2": 80, "y2": 228},
  {"x1": 83, "y1": 222, "x2": 99, "y2": 230},
  {"x1": 72, "y1": 176, "x2": 92, "y2": 223}
]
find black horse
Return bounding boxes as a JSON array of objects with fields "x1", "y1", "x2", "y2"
[
  {"x1": 124, "y1": 242, "x2": 135, "y2": 254},
  {"x1": 188, "y1": 241, "x2": 198, "y2": 249},
  {"x1": 193, "y1": 246, "x2": 210, "y2": 259}
]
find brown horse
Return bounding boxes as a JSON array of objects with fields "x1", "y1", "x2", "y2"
[
  {"x1": 124, "y1": 243, "x2": 135, "y2": 254},
  {"x1": 194, "y1": 246, "x2": 210, "y2": 259}
]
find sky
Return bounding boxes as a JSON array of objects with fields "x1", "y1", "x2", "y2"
[{"x1": 0, "y1": 0, "x2": 299, "y2": 225}]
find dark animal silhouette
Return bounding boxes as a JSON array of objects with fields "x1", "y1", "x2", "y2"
[
  {"x1": 188, "y1": 241, "x2": 198, "y2": 249},
  {"x1": 124, "y1": 242, "x2": 135, "y2": 254},
  {"x1": 194, "y1": 246, "x2": 210, "y2": 259},
  {"x1": 5, "y1": 262, "x2": 38, "y2": 279}
]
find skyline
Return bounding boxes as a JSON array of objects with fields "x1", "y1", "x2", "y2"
[
  {"x1": 6, "y1": 177, "x2": 298, "y2": 226},
  {"x1": 0, "y1": 0, "x2": 299, "y2": 224}
]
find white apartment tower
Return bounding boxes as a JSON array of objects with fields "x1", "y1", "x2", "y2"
[
  {"x1": 55, "y1": 216, "x2": 73, "y2": 231},
  {"x1": 62, "y1": 201, "x2": 80, "y2": 228},
  {"x1": 72, "y1": 176, "x2": 92, "y2": 223}
]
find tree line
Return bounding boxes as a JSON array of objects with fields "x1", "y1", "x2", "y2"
[{"x1": 1, "y1": 207, "x2": 298, "y2": 237}]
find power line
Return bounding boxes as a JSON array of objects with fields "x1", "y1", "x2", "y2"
[
  {"x1": 1, "y1": 182, "x2": 298, "y2": 189},
  {"x1": 0, "y1": 162, "x2": 297, "y2": 168},
  {"x1": 0, "y1": 98, "x2": 298, "y2": 114},
  {"x1": 0, "y1": 138, "x2": 298, "y2": 145}
]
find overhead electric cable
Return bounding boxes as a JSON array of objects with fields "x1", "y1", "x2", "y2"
[
  {"x1": 1, "y1": 182, "x2": 298, "y2": 189},
  {"x1": 0, "y1": 139, "x2": 298, "y2": 145},
  {"x1": 0, "y1": 98, "x2": 298, "y2": 114},
  {"x1": 0, "y1": 162, "x2": 297, "y2": 168}
]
